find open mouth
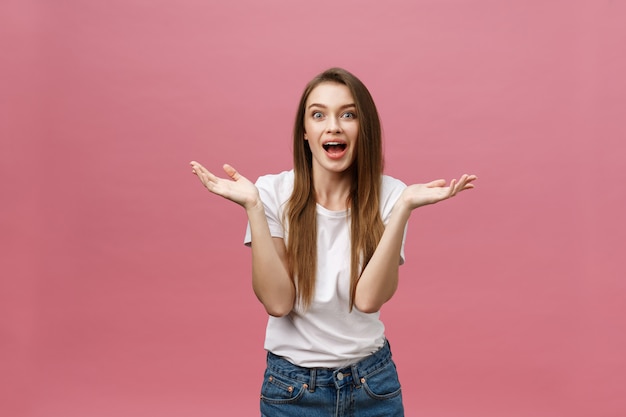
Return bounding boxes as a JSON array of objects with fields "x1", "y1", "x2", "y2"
[{"x1": 322, "y1": 142, "x2": 347, "y2": 153}]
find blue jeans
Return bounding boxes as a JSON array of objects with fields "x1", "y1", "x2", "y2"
[{"x1": 260, "y1": 340, "x2": 404, "y2": 417}]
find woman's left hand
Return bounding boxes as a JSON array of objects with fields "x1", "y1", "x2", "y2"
[{"x1": 400, "y1": 174, "x2": 477, "y2": 210}]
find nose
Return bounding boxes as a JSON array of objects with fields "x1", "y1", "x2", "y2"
[{"x1": 326, "y1": 116, "x2": 343, "y2": 133}]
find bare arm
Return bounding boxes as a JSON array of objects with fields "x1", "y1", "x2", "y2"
[
  {"x1": 247, "y1": 204, "x2": 295, "y2": 317},
  {"x1": 354, "y1": 174, "x2": 477, "y2": 313},
  {"x1": 190, "y1": 161, "x2": 295, "y2": 316}
]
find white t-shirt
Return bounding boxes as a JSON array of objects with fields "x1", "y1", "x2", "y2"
[{"x1": 244, "y1": 170, "x2": 407, "y2": 368}]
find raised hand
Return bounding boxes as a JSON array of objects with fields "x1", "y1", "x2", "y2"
[
  {"x1": 190, "y1": 161, "x2": 261, "y2": 210},
  {"x1": 399, "y1": 174, "x2": 477, "y2": 210}
]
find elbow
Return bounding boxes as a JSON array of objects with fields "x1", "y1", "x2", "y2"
[
  {"x1": 354, "y1": 298, "x2": 383, "y2": 314},
  {"x1": 264, "y1": 302, "x2": 293, "y2": 317},
  {"x1": 252, "y1": 280, "x2": 295, "y2": 317},
  {"x1": 354, "y1": 287, "x2": 397, "y2": 314},
  {"x1": 260, "y1": 294, "x2": 294, "y2": 317}
]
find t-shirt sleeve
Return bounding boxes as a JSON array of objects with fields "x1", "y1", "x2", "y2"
[
  {"x1": 381, "y1": 176, "x2": 408, "y2": 265},
  {"x1": 243, "y1": 174, "x2": 286, "y2": 247}
]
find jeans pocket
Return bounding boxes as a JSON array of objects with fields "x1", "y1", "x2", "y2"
[
  {"x1": 361, "y1": 360, "x2": 403, "y2": 400},
  {"x1": 260, "y1": 372, "x2": 306, "y2": 404}
]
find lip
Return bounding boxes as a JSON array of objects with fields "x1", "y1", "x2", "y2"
[
  {"x1": 322, "y1": 139, "x2": 349, "y2": 160},
  {"x1": 322, "y1": 138, "x2": 348, "y2": 145},
  {"x1": 322, "y1": 138, "x2": 347, "y2": 146}
]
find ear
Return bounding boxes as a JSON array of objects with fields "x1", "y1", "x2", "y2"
[{"x1": 304, "y1": 133, "x2": 308, "y2": 140}]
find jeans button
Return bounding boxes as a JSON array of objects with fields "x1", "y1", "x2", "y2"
[{"x1": 337, "y1": 372, "x2": 344, "y2": 381}]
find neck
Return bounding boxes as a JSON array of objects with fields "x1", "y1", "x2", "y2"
[{"x1": 312, "y1": 169, "x2": 352, "y2": 211}]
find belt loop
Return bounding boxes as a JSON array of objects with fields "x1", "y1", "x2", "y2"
[
  {"x1": 351, "y1": 364, "x2": 361, "y2": 388},
  {"x1": 309, "y1": 369, "x2": 316, "y2": 392}
]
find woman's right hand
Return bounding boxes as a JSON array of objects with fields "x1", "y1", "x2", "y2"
[{"x1": 190, "y1": 161, "x2": 261, "y2": 211}]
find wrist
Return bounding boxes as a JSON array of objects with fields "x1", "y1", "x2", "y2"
[
  {"x1": 245, "y1": 197, "x2": 264, "y2": 214},
  {"x1": 391, "y1": 197, "x2": 412, "y2": 222}
]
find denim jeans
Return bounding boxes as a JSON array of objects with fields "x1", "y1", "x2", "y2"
[{"x1": 260, "y1": 340, "x2": 404, "y2": 417}]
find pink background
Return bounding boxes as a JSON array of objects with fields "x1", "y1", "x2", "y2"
[{"x1": 2, "y1": 1, "x2": 625, "y2": 416}]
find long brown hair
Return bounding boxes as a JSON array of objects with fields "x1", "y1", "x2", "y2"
[{"x1": 286, "y1": 68, "x2": 385, "y2": 311}]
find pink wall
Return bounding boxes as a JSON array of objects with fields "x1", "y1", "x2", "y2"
[{"x1": 2, "y1": 1, "x2": 625, "y2": 416}]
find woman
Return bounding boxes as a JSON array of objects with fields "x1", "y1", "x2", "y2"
[{"x1": 190, "y1": 67, "x2": 476, "y2": 416}]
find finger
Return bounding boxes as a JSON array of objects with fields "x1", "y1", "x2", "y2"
[
  {"x1": 223, "y1": 164, "x2": 239, "y2": 180},
  {"x1": 426, "y1": 179, "x2": 446, "y2": 188},
  {"x1": 455, "y1": 175, "x2": 468, "y2": 193},
  {"x1": 448, "y1": 178, "x2": 457, "y2": 197},
  {"x1": 195, "y1": 168, "x2": 211, "y2": 184},
  {"x1": 458, "y1": 174, "x2": 477, "y2": 191},
  {"x1": 223, "y1": 164, "x2": 249, "y2": 183},
  {"x1": 190, "y1": 163, "x2": 219, "y2": 188},
  {"x1": 460, "y1": 174, "x2": 477, "y2": 184},
  {"x1": 190, "y1": 160, "x2": 206, "y2": 170},
  {"x1": 190, "y1": 161, "x2": 209, "y2": 175}
]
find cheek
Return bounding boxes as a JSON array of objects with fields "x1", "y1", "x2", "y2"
[
  {"x1": 303, "y1": 121, "x2": 313, "y2": 136},
  {"x1": 349, "y1": 126, "x2": 359, "y2": 140}
]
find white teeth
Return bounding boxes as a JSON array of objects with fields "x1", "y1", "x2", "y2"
[{"x1": 325, "y1": 142, "x2": 342, "y2": 146}]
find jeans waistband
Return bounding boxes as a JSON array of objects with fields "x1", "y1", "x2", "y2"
[{"x1": 265, "y1": 340, "x2": 393, "y2": 391}]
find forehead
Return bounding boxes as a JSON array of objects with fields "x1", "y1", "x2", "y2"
[{"x1": 306, "y1": 82, "x2": 354, "y2": 107}]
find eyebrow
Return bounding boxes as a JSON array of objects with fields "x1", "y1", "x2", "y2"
[{"x1": 307, "y1": 103, "x2": 356, "y2": 110}]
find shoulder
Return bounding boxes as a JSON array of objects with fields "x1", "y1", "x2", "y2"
[
  {"x1": 255, "y1": 169, "x2": 294, "y2": 190},
  {"x1": 381, "y1": 174, "x2": 406, "y2": 196},
  {"x1": 380, "y1": 175, "x2": 406, "y2": 219},
  {"x1": 255, "y1": 170, "x2": 294, "y2": 204}
]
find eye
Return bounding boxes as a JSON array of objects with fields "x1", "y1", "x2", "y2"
[
  {"x1": 341, "y1": 111, "x2": 356, "y2": 119},
  {"x1": 312, "y1": 111, "x2": 324, "y2": 119}
]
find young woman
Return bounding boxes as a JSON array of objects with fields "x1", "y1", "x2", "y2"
[{"x1": 190, "y1": 67, "x2": 476, "y2": 416}]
